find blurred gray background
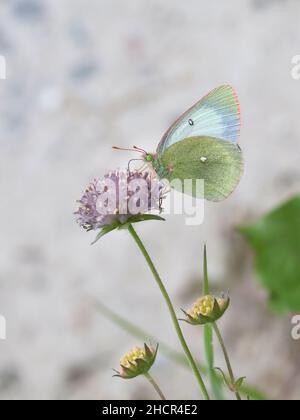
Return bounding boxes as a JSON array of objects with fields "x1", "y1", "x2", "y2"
[{"x1": 0, "y1": 0, "x2": 300, "y2": 400}]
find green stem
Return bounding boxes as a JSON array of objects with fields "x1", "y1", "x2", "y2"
[
  {"x1": 202, "y1": 244, "x2": 224, "y2": 399},
  {"x1": 128, "y1": 224, "x2": 210, "y2": 400},
  {"x1": 203, "y1": 244, "x2": 209, "y2": 295},
  {"x1": 144, "y1": 372, "x2": 166, "y2": 400},
  {"x1": 204, "y1": 324, "x2": 224, "y2": 400},
  {"x1": 212, "y1": 322, "x2": 241, "y2": 400}
]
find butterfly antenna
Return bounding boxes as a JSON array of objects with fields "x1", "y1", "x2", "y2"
[
  {"x1": 133, "y1": 145, "x2": 147, "y2": 154},
  {"x1": 112, "y1": 146, "x2": 136, "y2": 152},
  {"x1": 113, "y1": 145, "x2": 146, "y2": 155}
]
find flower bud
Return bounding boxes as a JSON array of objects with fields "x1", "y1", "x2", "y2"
[
  {"x1": 181, "y1": 294, "x2": 230, "y2": 325},
  {"x1": 113, "y1": 343, "x2": 158, "y2": 379}
]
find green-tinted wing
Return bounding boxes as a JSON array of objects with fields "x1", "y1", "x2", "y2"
[
  {"x1": 161, "y1": 136, "x2": 243, "y2": 202},
  {"x1": 157, "y1": 85, "x2": 241, "y2": 154}
]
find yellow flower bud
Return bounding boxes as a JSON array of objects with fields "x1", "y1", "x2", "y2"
[
  {"x1": 189, "y1": 295, "x2": 215, "y2": 318},
  {"x1": 120, "y1": 347, "x2": 146, "y2": 371},
  {"x1": 114, "y1": 343, "x2": 158, "y2": 379},
  {"x1": 181, "y1": 294, "x2": 230, "y2": 326}
]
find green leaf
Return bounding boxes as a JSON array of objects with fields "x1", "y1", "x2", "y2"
[
  {"x1": 238, "y1": 195, "x2": 300, "y2": 313},
  {"x1": 91, "y1": 224, "x2": 119, "y2": 244}
]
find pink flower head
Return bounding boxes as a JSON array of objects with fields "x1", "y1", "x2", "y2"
[{"x1": 75, "y1": 170, "x2": 164, "y2": 231}]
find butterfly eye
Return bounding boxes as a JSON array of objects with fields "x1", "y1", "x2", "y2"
[
  {"x1": 188, "y1": 118, "x2": 194, "y2": 126},
  {"x1": 145, "y1": 154, "x2": 153, "y2": 162}
]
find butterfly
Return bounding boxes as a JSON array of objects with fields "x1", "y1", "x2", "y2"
[{"x1": 114, "y1": 85, "x2": 243, "y2": 202}]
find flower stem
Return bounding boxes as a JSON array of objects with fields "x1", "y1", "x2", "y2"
[
  {"x1": 144, "y1": 372, "x2": 166, "y2": 400},
  {"x1": 202, "y1": 245, "x2": 224, "y2": 400},
  {"x1": 128, "y1": 223, "x2": 210, "y2": 400},
  {"x1": 204, "y1": 324, "x2": 224, "y2": 400},
  {"x1": 212, "y1": 322, "x2": 241, "y2": 400}
]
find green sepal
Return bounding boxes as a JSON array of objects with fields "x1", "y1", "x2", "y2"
[
  {"x1": 144, "y1": 342, "x2": 158, "y2": 360},
  {"x1": 212, "y1": 297, "x2": 230, "y2": 321},
  {"x1": 143, "y1": 343, "x2": 159, "y2": 371},
  {"x1": 91, "y1": 214, "x2": 165, "y2": 243},
  {"x1": 119, "y1": 364, "x2": 138, "y2": 379},
  {"x1": 179, "y1": 309, "x2": 210, "y2": 325},
  {"x1": 118, "y1": 214, "x2": 165, "y2": 230},
  {"x1": 134, "y1": 358, "x2": 149, "y2": 374},
  {"x1": 215, "y1": 368, "x2": 246, "y2": 394},
  {"x1": 91, "y1": 223, "x2": 119, "y2": 244},
  {"x1": 215, "y1": 367, "x2": 235, "y2": 392},
  {"x1": 112, "y1": 368, "x2": 122, "y2": 378},
  {"x1": 235, "y1": 377, "x2": 247, "y2": 391}
]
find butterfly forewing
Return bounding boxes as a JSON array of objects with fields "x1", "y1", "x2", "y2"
[{"x1": 157, "y1": 85, "x2": 241, "y2": 154}]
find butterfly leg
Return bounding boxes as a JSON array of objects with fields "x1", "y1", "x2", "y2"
[
  {"x1": 127, "y1": 158, "x2": 144, "y2": 172},
  {"x1": 159, "y1": 196, "x2": 163, "y2": 213}
]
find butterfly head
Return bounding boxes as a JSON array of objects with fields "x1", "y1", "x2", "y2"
[
  {"x1": 144, "y1": 153, "x2": 156, "y2": 163},
  {"x1": 113, "y1": 145, "x2": 171, "y2": 178}
]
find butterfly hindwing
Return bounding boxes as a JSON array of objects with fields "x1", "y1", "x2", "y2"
[
  {"x1": 157, "y1": 85, "x2": 241, "y2": 154},
  {"x1": 160, "y1": 136, "x2": 243, "y2": 202}
]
